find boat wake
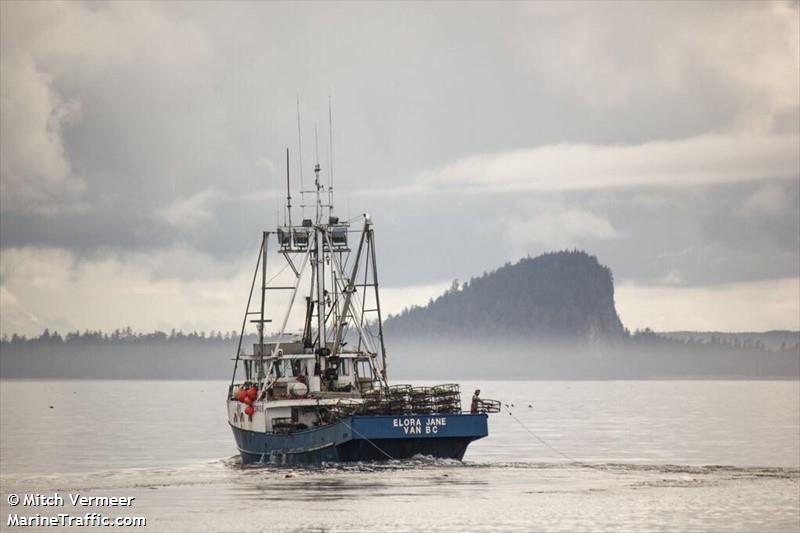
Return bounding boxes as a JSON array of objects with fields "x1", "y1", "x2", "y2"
[{"x1": 3, "y1": 457, "x2": 796, "y2": 495}]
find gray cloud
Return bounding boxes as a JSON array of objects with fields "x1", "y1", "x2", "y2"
[{"x1": 1, "y1": 1, "x2": 798, "y2": 334}]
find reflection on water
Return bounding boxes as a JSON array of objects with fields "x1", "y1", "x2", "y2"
[
  {"x1": 1, "y1": 380, "x2": 798, "y2": 531},
  {"x1": 4, "y1": 456, "x2": 796, "y2": 532}
]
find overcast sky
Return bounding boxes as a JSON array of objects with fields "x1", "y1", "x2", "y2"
[{"x1": 1, "y1": 1, "x2": 798, "y2": 336}]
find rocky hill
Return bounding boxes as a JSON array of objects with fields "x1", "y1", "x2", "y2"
[{"x1": 384, "y1": 250, "x2": 626, "y2": 343}]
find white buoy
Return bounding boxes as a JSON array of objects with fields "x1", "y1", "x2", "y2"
[{"x1": 289, "y1": 382, "x2": 309, "y2": 397}]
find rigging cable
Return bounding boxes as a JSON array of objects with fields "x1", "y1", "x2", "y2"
[
  {"x1": 264, "y1": 259, "x2": 292, "y2": 286},
  {"x1": 229, "y1": 239, "x2": 264, "y2": 388},
  {"x1": 341, "y1": 419, "x2": 395, "y2": 460},
  {"x1": 345, "y1": 214, "x2": 365, "y2": 224}
]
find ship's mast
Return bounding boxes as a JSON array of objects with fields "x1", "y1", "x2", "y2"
[
  {"x1": 229, "y1": 102, "x2": 391, "y2": 393},
  {"x1": 314, "y1": 161, "x2": 327, "y2": 367}
]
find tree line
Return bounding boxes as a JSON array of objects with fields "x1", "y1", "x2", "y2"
[{"x1": 1, "y1": 327, "x2": 240, "y2": 345}]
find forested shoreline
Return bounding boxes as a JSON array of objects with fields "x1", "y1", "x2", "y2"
[
  {"x1": 2, "y1": 251, "x2": 797, "y2": 380},
  {"x1": 1, "y1": 326, "x2": 797, "y2": 380}
]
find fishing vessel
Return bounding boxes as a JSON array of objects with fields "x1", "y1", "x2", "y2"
[{"x1": 226, "y1": 146, "x2": 499, "y2": 465}]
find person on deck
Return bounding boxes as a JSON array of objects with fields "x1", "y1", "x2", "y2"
[{"x1": 470, "y1": 389, "x2": 481, "y2": 414}]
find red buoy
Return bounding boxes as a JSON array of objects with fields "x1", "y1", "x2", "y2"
[
  {"x1": 247, "y1": 387, "x2": 258, "y2": 401},
  {"x1": 237, "y1": 390, "x2": 246, "y2": 402},
  {"x1": 244, "y1": 405, "x2": 254, "y2": 416},
  {"x1": 244, "y1": 395, "x2": 253, "y2": 405}
]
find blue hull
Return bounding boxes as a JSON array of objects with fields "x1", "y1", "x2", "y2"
[{"x1": 230, "y1": 413, "x2": 488, "y2": 464}]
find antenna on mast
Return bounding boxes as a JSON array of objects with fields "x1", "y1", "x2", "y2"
[
  {"x1": 314, "y1": 124, "x2": 321, "y2": 223},
  {"x1": 314, "y1": 123, "x2": 319, "y2": 166},
  {"x1": 328, "y1": 90, "x2": 334, "y2": 214},
  {"x1": 296, "y1": 94, "x2": 305, "y2": 219},
  {"x1": 285, "y1": 147, "x2": 292, "y2": 228}
]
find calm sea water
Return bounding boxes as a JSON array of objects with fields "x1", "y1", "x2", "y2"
[{"x1": 1, "y1": 380, "x2": 798, "y2": 532}]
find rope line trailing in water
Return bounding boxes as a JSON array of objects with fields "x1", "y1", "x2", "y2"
[
  {"x1": 504, "y1": 406, "x2": 609, "y2": 473},
  {"x1": 342, "y1": 420, "x2": 395, "y2": 461},
  {"x1": 504, "y1": 407, "x2": 580, "y2": 463}
]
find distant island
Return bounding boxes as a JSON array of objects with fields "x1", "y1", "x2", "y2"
[
  {"x1": 1, "y1": 250, "x2": 798, "y2": 379},
  {"x1": 382, "y1": 250, "x2": 799, "y2": 379},
  {"x1": 385, "y1": 250, "x2": 626, "y2": 342}
]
